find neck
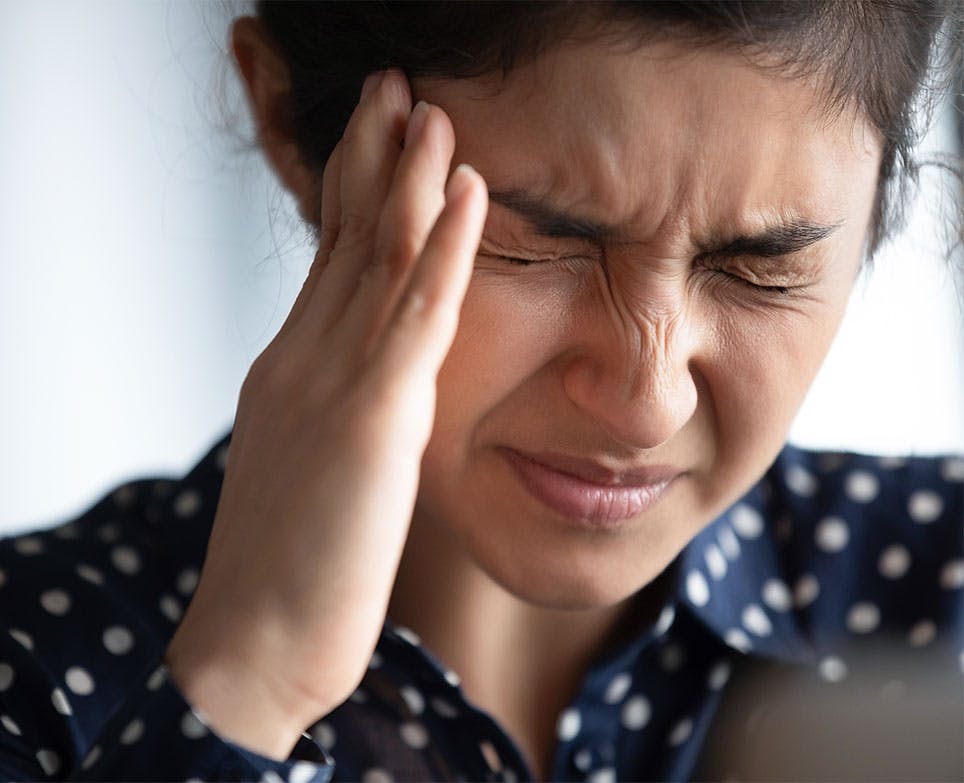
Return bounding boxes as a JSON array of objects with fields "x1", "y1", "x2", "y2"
[{"x1": 386, "y1": 509, "x2": 669, "y2": 779}]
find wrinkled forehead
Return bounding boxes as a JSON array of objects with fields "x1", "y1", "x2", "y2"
[{"x1": 415, "y1": 37, "x2": 882, "y2": 252}]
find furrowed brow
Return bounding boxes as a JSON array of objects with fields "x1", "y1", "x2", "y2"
[
  {"x1": 487, "y1": 189, "x2": 617, "y2": 243},
  {"x1": 488, "y1": 187, "x2": 842, "y2": 257},
  {"x1": 704, "y1": 220, "x2": 843, "y2": 258}
]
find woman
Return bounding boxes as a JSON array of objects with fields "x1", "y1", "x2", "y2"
[{"x1": 0, "y1": 1, "x2": 961, "y2": 780}]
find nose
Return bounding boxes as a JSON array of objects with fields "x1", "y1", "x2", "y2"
[{"x1": 561, "y1": 307, "x2": 698, "y2": 450}]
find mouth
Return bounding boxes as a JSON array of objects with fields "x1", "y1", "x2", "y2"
[{"x1": 498, "y1": 447, "x2": 682, "y2": 528}]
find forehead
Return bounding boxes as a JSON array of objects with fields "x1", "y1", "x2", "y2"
[{"x1": 415, "y1": 38, "x2": 881, "y2": 250}]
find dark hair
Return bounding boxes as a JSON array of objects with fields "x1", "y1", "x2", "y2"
[{"x1": 254, "y1": 0, "x2": 962, "y2": 258}]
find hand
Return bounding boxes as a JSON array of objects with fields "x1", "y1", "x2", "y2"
[{"x1": 164, "y1": 68, "x2": 488, "y2": 760}]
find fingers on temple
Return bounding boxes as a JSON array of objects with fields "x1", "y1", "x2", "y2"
[
  {"x1": 338, "y1": 70, "x2": 410, "y2": 246},
  {"x1": 373, "y1": 165, "x2": 488, "y2": 381}
]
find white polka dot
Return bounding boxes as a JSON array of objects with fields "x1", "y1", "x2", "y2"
[
  {"x1": 180, "y1": 710, "x2": 208, "y2": 739},
  {"x1": 718, "y1": 525, "x2": 741, "y2": 560},
  {"x1": 731, "y1": 504, "x2": 764, "y2": 539},
  {"x1": 80, "y1": 744, "x2": 101, "y2": 770},
  {"x1": 846, "y1": 602, "x2": 880, "y2": 634},
  {"x1": 289, "y1": 761, "x2": 318, "y2": 783},
  {"x1": 260, "y1": 771, "x2": 284, "y2": 783},
  {"x1": 574, "y1": 748, "x2": 593, "y2": 771},
  {"x1": 707, "y1": 660, "x2": 732, "y2": 690},
  {"x1": 103, "y1": 626, "x2": 134, "y2": 655},
  {"x1": 393, "y1": 625, "x2": 421, "y2": 647},
  {"x1": 940, "y1": 559, "x2": 964, "y2": 590},
  {"x1": 667, "y1": 717, "x2": 693, "y2": 746},
  {"x1": 311, "y1": 721, "x2": 336, "y2": 750},
  {"x1": 9, "y1": 629, "x2": 33, "y2": 650},
  {"x1": 173, "y1": 489, "x2": 202, "y2": 518},
  {"x1": 908, "y1": 619, "x2": 936, "y2": 648},
  {"x1": 704, "y1": 544, "x2": 728, "y2": 580},
  {"x1": 13, "y1": 536, "x2": 44, "y2": 556},
  {"x1": 215, "y1": 444, "x2": 230, "y2": 471},
  {"x1": 742, "y1": 604, "x2": 773, "y2": 637},
  {"x1": 1, "y1": 715, "x2": 21, "y2": 736},
  {"x1": 819, "y1": 656, "x2": 847, "y2": 683},
  {"x1": 430, "y1": 696, "x2": 458, "y2": 718},
  {"x1": 36, "y1": 748, "x2": 59, "y2": 776},
  {"x1": 604, "y1": 672, "x2": 632, "y2": 704},
  {"x1": 654, "y1": 605, "x2": 675, "y2": 637},
  {"x1": 557, "y1": 707, "x2": 581, "y2": 741},
  {"x1": 113, "y1": 484, "x2": 137, "y2": 508},
  {"x1": 940, "y1": 457, "x2": 964, "y2": 482},
  {"x1": 399, "y1": 720, "x2": 429, "y2": 749},
  {"x1": 146, "y1": 666, "x2": 166, "y2": 690},
  {"x1": 53, "y1": 523, "x2": 80, "y2": 540},
  {"x1": 479, "y1": 739, "x2": 502, "y2": 771},
  {"x1": 51, "y1": 688, "x2": 71, "y2": 716},
  {"x1": 686, "y1": 570, "x2": 710, "y2": 607},
  {"x1": 761, "y1": 579, "x2": 792, "y2": 612},
  {"x1": 724, "y1": 628, "x2": 753, "y2": 653},
  {"x1": 399, "y1": 685, "x2": 424, "y2": 715},
  {"x1": 443, "y1": 668, "x2": 461, "y2": 688},
  {"x1": 819, "y1": 453, "x2": 846, "y2": 472},
  {"x1": 159, "y1": 594, "x2": 182, "y2": 622},
  {"x1": 0, "y1": 664, "x2": 13, "y2": 691},
  {"x1": 878, "y1": 544, "x2": 911, "y2": 579},
  {"x1": 786, "y1": 464, "x2": 818, "y2": 497},
  {"x1": 908, "y1": 490, "x2": 943, "y2": 523},
  {"x1": 40, "y1": 589, "x2": 71, "y2": 616},
  {"x1": 621, "y1": 694, "x2": 651, "y2": 730},
  {"x1": 502, "y1": 768, "x2": 519, "y2": 783},
  {"x1": 368, "y1": 650, "x2": 383, "y2": 669},
  {"x1": 65, "y1": 666, "x2": 95, "y2": 695},
  {"x1": 76, "y1": 563, "x2": 104, "y2": 585},
  {"x1": 111, "y1": 546, "x2": 141, "y2": 575},
  {"x1": 587, "y1": 767, "x2": 616, "y2": 783},
  {"x1": 815, "y1": 516, "x2": 849, "y2": 553},
  {"x1": 120, "y1": 718, "x2": 144, "y2": 745},
  {"x1": 793, "y1": 574, "x2": 820, "y2": 608},
  {"x1": 176, "y1": 568, "x2": 199, "y2": 596},
  {"x1": 361, "y1": 769, "x2": 394, "y2": 783},
  {"x1": 660, "y1": 642, "x2": 686, "y2": 670},
  {"x1": 878, "y1": 456, "x2": 907, "y2": 470},
  {"x1": 349, "y1": 688, "x2": 368, "y2": 704},
  {"x1": 97, "y1": 524, "x2": 120, "y2": 543},
  {"x1": 845, "y1": 470, "x2": 879, "y2": 503}
]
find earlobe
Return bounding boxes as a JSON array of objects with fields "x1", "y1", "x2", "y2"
[{"x1": 231, "y1": 17, "x2": 321, "y2": 227}]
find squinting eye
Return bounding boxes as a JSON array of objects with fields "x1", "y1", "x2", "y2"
[{"x1": 724, "y1": 272, "x2": 793, "y2": 297}]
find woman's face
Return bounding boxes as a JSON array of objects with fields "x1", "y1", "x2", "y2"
[{"x1": 410, "y1": 37, "x2": 881, "y2": 610}]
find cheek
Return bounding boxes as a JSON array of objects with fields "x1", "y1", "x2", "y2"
[{"x1": 431, "y1": 274, "x2": 572, "y2": 438}]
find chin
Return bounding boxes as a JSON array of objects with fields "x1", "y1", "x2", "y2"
[{"x1": 471, "y1": 537, "x2": 664, "y2": 612}]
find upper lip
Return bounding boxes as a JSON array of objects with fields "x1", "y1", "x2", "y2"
[{"x1": 502, "y1": 447, "x2": 682, "y2": 487}]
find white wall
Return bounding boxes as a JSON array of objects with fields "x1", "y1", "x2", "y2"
[{"x1": 1, "y1": 1, "x2": 962, "y2": 536}]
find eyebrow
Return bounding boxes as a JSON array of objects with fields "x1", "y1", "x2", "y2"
[{"x1": 487, "y1": 188, "x2": 842, "y2": 257}]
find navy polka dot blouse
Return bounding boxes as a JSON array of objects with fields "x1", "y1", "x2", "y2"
[{"x1": 0, "y1": 432, "x2": 961, "y2": 781}]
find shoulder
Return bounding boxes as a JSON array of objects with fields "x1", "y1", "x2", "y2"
[
  {"x1": 0, "y1": 433, "x2": 228, "y2": 755},
  {"x1": 764, "y1": 446, "x2": 963, "y2": 640}
]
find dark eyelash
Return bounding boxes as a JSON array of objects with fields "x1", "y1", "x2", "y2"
[{"x1": 496, "y1": 255, "x2": 796, "y2": 297}]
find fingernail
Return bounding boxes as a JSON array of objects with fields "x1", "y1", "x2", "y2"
[
  {"x1": 446, "y1": 163, "x2": 477, "y2": 201},
  {"x1": 404, "y1": 101, "x2": 430, "y2": 148},
  {"x1": 360, "y1": 70, "x2": 384, "y2": 101}
]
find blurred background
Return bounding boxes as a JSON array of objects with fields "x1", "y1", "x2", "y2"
[{"x1": 1, "y1": 1, "x2": 963, "y2": 535}]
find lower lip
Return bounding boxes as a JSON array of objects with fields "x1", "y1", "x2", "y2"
[{"x1": 500, "y1": 449, "x2": 676, "y2": 529}]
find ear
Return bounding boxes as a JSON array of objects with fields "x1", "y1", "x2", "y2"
[{"x1": 231, "y1": 16, "x2": 321, "y2": 227}]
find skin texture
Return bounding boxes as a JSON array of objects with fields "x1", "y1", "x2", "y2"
[
  {"x1": 167, "y1": 17, "x2": 882, "y2": 779},
  {"x1": 391, "y1": 39, "x2": 880, "y2": 775}
]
